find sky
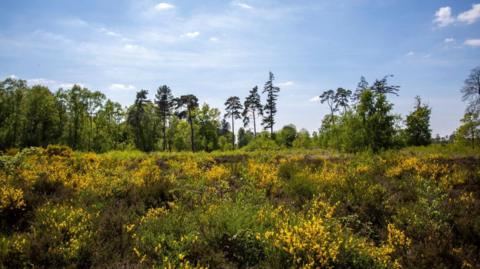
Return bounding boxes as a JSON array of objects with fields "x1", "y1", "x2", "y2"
[{"x1": 1, "y1": 0, "x2": 479, "y2": 136}]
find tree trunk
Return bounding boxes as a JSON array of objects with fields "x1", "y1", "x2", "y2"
[
  {"x1": 89, "y1": 115, "x2": 93, "y2": 151},
  {"x1": 162, "y1": 114, "x2": 167, "y2": 151},
  {"x1": 253, "y1": 110, "x2": 257, "y2": 137},
  {"x1": 231, "y1": 115, "x2": 235, "y2": 149},
  {"x1": 188, "y1": 109, "x2": 195, "y2": 152},
  {"x1": 473, "y1": 127, "x2": 475, "y2": 149}
]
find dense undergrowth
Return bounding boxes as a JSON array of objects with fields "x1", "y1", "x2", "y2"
[{"x1": 1, "y1": 145, "x2": 479, "y2": 268}]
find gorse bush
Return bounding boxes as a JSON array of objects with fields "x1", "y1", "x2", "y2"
[{"x1": 0, "y1": 146, "x2": 479, "y2": 268}]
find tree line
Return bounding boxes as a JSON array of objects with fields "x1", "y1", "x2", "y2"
[
  {"x1": 0, "y1": 72, "x2": 283, "y2": 152},
  {"x1": 1, "y1": 67, "x2": 479, "y2": 153}
]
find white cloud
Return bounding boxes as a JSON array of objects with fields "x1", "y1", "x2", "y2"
[
  {"x1": 309, "y1": 96, "x2": 321, "y2": 102},
  {"x1": 457, "y1": 3, "x2": 480, "y2": 24},
  {"x1": 27, "y1": 78, "x2": 57, "y2": 86},
  {"x1": 183, "y1": 31, "x2": 200, "y2": 38},
  {"x1": 434, "y1": 6, "x2": 455, "y2": 27},
  {"x1": 9, "y1": 74, "x2": 17, "y2": 79},
  {"x1": 444, "y1": 37, "x2": 455, "y2": 43},
  {"x1": 58, "y1": 83, "x2": 85, "y2": 89},
  {"x1": 25, "y1": 77, "x2": 86, "y2": 90},
  {"x1": 406, "y1": 51, "x2": 415, "y2": 56},
  {"x1": 109, "y1": 83, "x2": 136, "y2": 91},
  {"x1": 464, "y1": 39, "x2": 480, "y2": 47},
  {"x1": 278, "y1": 81, "x2": 295, "y2": 87},
  {"x1": 209, "y1": 37, "x2": 219, "y2": 42},
  {"x1": 154, "y1": 3, "x2": 175, "y2": 11},
  {"x1": 99, "y1": 27, "x2": 121, "y2": 37},
  {"x1": 233, "y1": 2, "x2": 253, "y2": 10}
]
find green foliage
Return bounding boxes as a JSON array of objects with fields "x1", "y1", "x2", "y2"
[
  {"x1": 242, "y1": 136, "x2": 281, "y2": 151},
  {"x1": 128, "y1": 90, "x2": 158, "y2": 152},
  {"x1": 276, "y1": 124, "x2": 297, "y2": 148},
  {"x1": 405, "y1": 96, "x2": 432, "y2": 146},
  {"x1": 237, "y1": 127, "x2": 254, "y2": 148},
  {"x1": 317, "y1": 77, "x2": 400, "y2": 153},
  {"x1": 454, "y1": 109, "x2": 480, "y2": 149}
]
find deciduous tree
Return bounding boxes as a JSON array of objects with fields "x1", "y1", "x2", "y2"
[{"x1": 405, "y1": 96, "x2": 431, "y2": 146}]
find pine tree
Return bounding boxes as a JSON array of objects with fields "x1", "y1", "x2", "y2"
[
  {"x1": 155, "y1": 85, "x2": 174, "y2": 151},
  {"x1": 334, "y1": 88, "x2": 352, "y2": 114},
  {"x1": 127, "y1": 90, "x2": 150, "y2": 151},
  {"x1": 354, "y1": 76, "x2": 369, "y2": 100},
  {"x1": 243, "y1": 86, "x2": 263, "y2": 136},
  {"x1": 319, "y1": 89, "x2": 338, "y2": 124},
  {"x1": 371, "y1": 75, "x2": 400, "y2": 96},
  {"x1": 262, "y1": 72, "x2": 280, "y2": 136},
  {"x1": 176, "y1": 94, "x2": 199, "y2": 152},
  {"x1": 224, "y1": 96, "x2": 243, "y2": 149}
]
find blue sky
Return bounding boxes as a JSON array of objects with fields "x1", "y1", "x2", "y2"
[{"x1": 1, "y1": 0, "x2": 479, "y2": 136}]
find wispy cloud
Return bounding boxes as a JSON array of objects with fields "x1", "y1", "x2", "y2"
[
  {"x1": 182, "y1": 31, "x2": 200, "y2": 38},
  {"x1": 109, "y1": 83, "x2": 136, "y2": 91},
  {"x1": 434, "y1": 6, "x2": 455, "y2": 27},
  {"x1": 154, "y1": 3, "x2": 175, "y2": 11},
  {"x1": 444, "y1": 37, "x2": 455, "y2": 43},
  {"x1": 58, "y1": 83, "x2": 85, "y2": 89},
  {"x1": 406, "y1": 51, "x2": 415, "y2": 56},
  {"x1": 278, "y1": 81, "x2": 295, "y2": 87},
  {"x1": 457, "y1": 3, "x2": 480, "y2": 24},
  {"x1": 309, "y1": 96, "x2": 321, "y2": 102},
  {"x1": 464, "y1": 39, "x2": 480, "y2": 47},
  {"x1": 233, "y1": 2, "x2": 253, "y2": 10},
  {"x1": 209, "y1": 37, "x2": 220, "y2": 42},
  {"x1": 27, "y1": 78, "x2": 58, "y2": 86},
  {"x1": 25, "y1": 77, "x2": 87, "y2": 89}
]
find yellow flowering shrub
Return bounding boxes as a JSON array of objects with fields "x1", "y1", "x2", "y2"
[
  {"x1": 0, "y1": 186, "x2": 26, "y2": 212},
  {"x1": 246, "y1": 161, "x2": 281, "y2": 196},
  {"x1": 131, "y1": 206, "x2": 200, "y2": 267},
  {"x1": 0, "y1": 147, "x2": 478, "y2": 268},
  {"x1": 205, "y1": 165, "x2": 230, "y2": 182},
  {"x1": 29, "y1": 204, "x2": 92, "y2": 264}
]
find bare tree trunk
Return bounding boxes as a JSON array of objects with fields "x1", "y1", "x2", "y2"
[
  {"x1": 162, "y1": 113, "x2": 167, "y2": 151},
  {"x1": 188, "y1": 109, "x2": 195, "y2": 152},
  {"x1": 253, "y1": 110, "x2": 256, "y2": 137},
  {"x1": 231, "y1": 115, "x2": 235, "y2": 149}
]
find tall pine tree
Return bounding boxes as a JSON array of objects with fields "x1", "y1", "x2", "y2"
[
  {"x1": 155, "y1": 85, "x2": 174, "y2": 151},
  {"x1": 176, "y1": 94, "x2": 199, "y2": 152},
  {"x1": 128, "y1": 90, "x2": 150, "y2": 151},
  {"x1": 262, "y1": 72, "x2": 280, "y2": 136},
  {"x1": 224, "y1": 96, "x2": 243, "y2": 149},
  {"x1": 243, "y1": 86, "x2": 263, "y2": 137}
]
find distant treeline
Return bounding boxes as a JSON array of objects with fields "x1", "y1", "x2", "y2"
[{"x1": 0, "y1": 68, "x2": 479, "y2": 153}]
